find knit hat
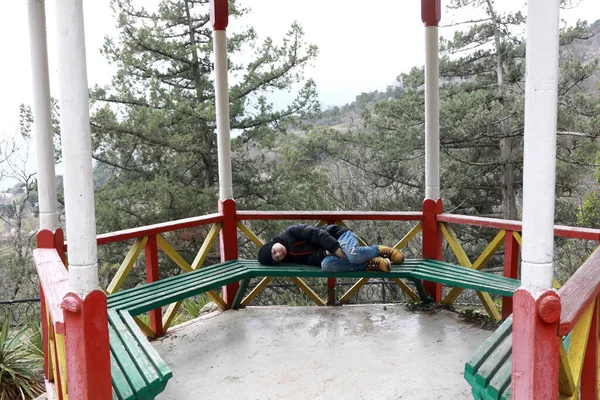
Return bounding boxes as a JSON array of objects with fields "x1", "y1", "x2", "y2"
[{"x1": 258, "y1": 240, "x2": 276, "y2": 266}]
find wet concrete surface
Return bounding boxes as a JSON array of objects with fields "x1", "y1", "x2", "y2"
[{"x1": 153, "y1": 305, "x2": 489, "y2": 400}]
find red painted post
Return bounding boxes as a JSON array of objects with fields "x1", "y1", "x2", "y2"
[
  {"x1": 512, "y1": 288, "x2": 560, "y2": 399},
  {"x1": 210, "y1": 0, "x2": 228, "y2": 30},
  {"x1": 422, "y1": 198, "x2": 443, "y2": 301},
  {"x1": 145, "y1": 234, "x2": 163, "y2": 336},
  {"x1": 219, "y1": 199, "x2": 239, "y2": 308},
  {"x1": 581, "y1": 298, "x2": 598, "y2": 400},
  {"x1": 327, "y1": 219, "x2": 337, "y2": 305},
  {"x1": 503, "y1": 231, "x2": 519, "y2": 319},
  {"x1": 421, "y1": 0, "x2": 442, "y2": 27},
  {"x1": 62, "y1": 290, "x2": 111, "y2": 400}
]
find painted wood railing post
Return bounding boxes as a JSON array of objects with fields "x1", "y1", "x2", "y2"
[
  {"x1": 421, "y1": 0, "x2": 443, "y2": 303},
  {"x1": 422, "y1": 198, "x2": 443, "y2": 301},
  {"x1": 503, "y1": 231, "x2": 519, "y2": 319},
  {"x1": 62, "y1": 291, "x2": 111, "y2": 400},
  {"x1": 580, "y1": 298, "x2": 598, "y2": 400},
  {"x1": 512, "y1": 289, "x2": 560, "y2": 399},
  {"x1": 327, "y1": 219, "x2": 337, "y2": 305},
  {"x1": 211, "y1": 0, "x2": 239, "y2": 308},
  {"x1": 219, "y1": 199, "x2": 239, "y2": 307},
  {"x1": 145, "y1": 234, "x2": 163, "y2": 336}
]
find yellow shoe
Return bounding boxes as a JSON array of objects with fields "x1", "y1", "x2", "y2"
[
  {"x1": 378, "y1": 246, "x2": 405, "y2": 264},
  {"x1": 366, "y1": 257, "x2": 391, "y2": 272}
]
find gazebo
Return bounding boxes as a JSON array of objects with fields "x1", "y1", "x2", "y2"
[{"x1": 26, "y1": 0, "x2": 599, "y2": 399}]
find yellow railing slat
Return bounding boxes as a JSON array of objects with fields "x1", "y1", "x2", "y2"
[
  {"x1": 291, "y1": 277, "x2": 326, "y2": 306},
  {"x1": 392, "y1": 278, "x2": 420, "y2": 302},
  {"x1": 190, "y1": 223, "x2": 222, "y2": 270},
  {"x1": 157, "y1": 234, "x2": 192, "y2": 273},
  {"x1": 439, "y1": 223, "x2": 502, "y2": 320},
  {"x1": 513, "y1": 231, "x2": 522, "y2": 246},
  {"x1": 393, "y1": 222, "x2": 423, "y2": 250},
  {"x1": 55, "y1": 333, "x2": 68, "y2": 400},
  {"x1": 564, "y1": 301, "x2": 595, "y2": 393},
  {"x1": 241, "y1": 277, "x2": 273, "y2": 307},
  {"x1": 339, "y1": 278, "x2": 369, "y2": 303},
  {"x1": 236, "y1": 221, "x2": 264, "y2": 248},
  {"x1": 559, "y1": 342, "x2": 577, "y2": 396},
  {"x1": 443, "y1": 230, "x2": 505, "y2": 306},
  {"x1": 107, "y1": 236, "x2": 148, "y2": 294},
  {"x1": 133, "y1": 316, "x2": 156, "y2": 338}
]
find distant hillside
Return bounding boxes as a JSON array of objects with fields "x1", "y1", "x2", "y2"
[{"x1": 316, "y1": 19, "x2": 600, "y2": 129}]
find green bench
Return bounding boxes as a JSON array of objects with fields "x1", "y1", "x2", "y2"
[
  {"x1": 106, "y1": 258, "x2": 521, "y2": 399},
  {"x1": 108, "y1": 310, "x2": 172, "y2": 400},
  {"x1": 465, "y1": 316, "x2": 513, "y2": 400}
]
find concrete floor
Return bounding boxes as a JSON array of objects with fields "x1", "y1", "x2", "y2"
[{"x1": 153, "y1": 305, "x2": 490, "y2": 400}]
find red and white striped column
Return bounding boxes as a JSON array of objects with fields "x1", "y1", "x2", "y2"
[
  {"x1": 210, "y1": 0, "x2": 239, "y2": 307},
  {"x1": 512, "y1": 0, "x2": 561, "y2": 397},
  {"x1": 421, "y1": 0, "x2": 443, "y2": 302}
]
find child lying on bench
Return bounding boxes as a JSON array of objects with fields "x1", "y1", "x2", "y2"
[{"x1": 257, "y1": 224, "x2": 404, "y2": 273}]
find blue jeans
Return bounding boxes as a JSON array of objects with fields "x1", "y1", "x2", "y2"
[{"x1": 321, "y1": 231, "x2": 379, "y2": 272}]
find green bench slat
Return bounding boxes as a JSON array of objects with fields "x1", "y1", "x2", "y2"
[
  {"x1": 419, "y1": 262, "x2": 520, "y2": 290},
  {"x1": 484, "y1": 355, "x2": 512, "y2": 400},
  {"x1": 475, "y1": 334, "x2": 512, "y2": 388},
  {"x1": 120, "y1": 311, "x2": 172, "y2": 383},
  {"x1": 465, "y1": 317, "x2": 512, "y2": 380},
  {"x1": 108, "y1": 264, "x2": 249, "y2": 313},
  {"x1": 125, "y1": 269, "x2": 249, "y2": 315},
  {"x1": 110, "y1": 350, "x2": 136, "y2": 400},
  {"x1": 107, "y1": 261, "x2": 243, "y2": 308},
  {"x1": 465, "y1": 317, "x2": 513, "y2": 400},
  {"x1": 108, "y1": 325, "x2": 150, "y2": 399},
  {"x1": 417, "y1": 260, "x2": 519, "y2": 287},
  {"x1": 108, "y1": 311, "x2": 163, "y2": 396}
]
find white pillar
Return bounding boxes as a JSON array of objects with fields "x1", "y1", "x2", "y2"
[
  {"x1": 213, "y1": 30, "x2": 233, "y2": 201},
  {"x1": 27, "y1": 0, "x2": 58, "y2": 231},
  {"x1": 520, "y1": 0, "x2": 560, "y2": 290},
  {"x1": 424, "y1": 26, "x2": 440, "y2": 200},
  {"x1": 55, "y1": 0, "x2": 98, "y2": 297}
]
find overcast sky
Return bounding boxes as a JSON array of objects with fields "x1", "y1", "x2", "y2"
[{"x1": 0, "y1": 0, "x2": 598, "y2": 142}]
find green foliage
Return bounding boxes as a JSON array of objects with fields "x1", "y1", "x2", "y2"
[
  {"x1": 88, "y1": 0, "x2": 323, "y2": 282},
  {"x1": 0, "y1": 321, "x2": 44, "y2": 400}
]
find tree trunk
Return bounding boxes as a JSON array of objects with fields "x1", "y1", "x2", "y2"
[
  {"x1": 487, "y1": 0, "x2": 517, "y2": 220},
  {"x1": 183, "y1": 0, "x2": 215, "y2": 187}
]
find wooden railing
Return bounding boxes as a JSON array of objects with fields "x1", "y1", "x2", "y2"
[
  {"x1": 555, "y1": 247, "x2": 600, "y2": 399},
  {"x1": 58, "y1": 209, "x2": 600, "y2": 335},
  {"x1": 36, "y1": 229, "x2": 111, "y2": 399}
]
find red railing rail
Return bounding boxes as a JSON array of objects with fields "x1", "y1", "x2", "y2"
[
  {"x1": 558, "y1": 247, "x2": 600, "y2": 336},
  {"x1": 438, "y1": 213, "x2": 600, "y2": 241},
  {"x1": 236, "y1": 210, "x2": 424, "y2": 221}
]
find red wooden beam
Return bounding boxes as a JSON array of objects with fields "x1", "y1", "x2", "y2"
[
  {"x1": 145, "y1": 235, "x2": 163, "y2": 336},
  {"x1": 558, "y1": 248, "x2": 600, "y2": 336},
  {"x1": 84, "y1": 213, "x2": 224, "y2": 247},
  {"x1": 502, "y1": 231, "x2": 520, "y2": 319},
  {"x1": 236, "y1": 211, "x2": 424, "y2": 221},
  {"x1": 34, "y1": 248, "x2": 69, "y2": 331},
  {"x1": 438, "y1": 213, "x2": 600, "y2": 241},
  {"x1": 581, "y1": 298, "x2": 598, "y2": 400},
  {"x1": 220, "y1": 199, "x2": 239, "y2": 307},
  {"x1": 512, "y1": 289, "x2": 561, "y2": 399},
  {"x1": 437, "y1": 214, "x2": 522, "y2": 231},
  {"x1": 421, "y1": 0, "x2": 441, "y2": 27},
  {"x1": 209, "y1": 0, "x2": 228, "y2": 30},
  {"x1": 62, "y1": 290, "x2": 112, "y2": 399}
]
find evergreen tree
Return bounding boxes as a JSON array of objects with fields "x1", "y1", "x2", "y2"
[{"x1": 90, "y1": 0, "x2": 320, "y2": 235}]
